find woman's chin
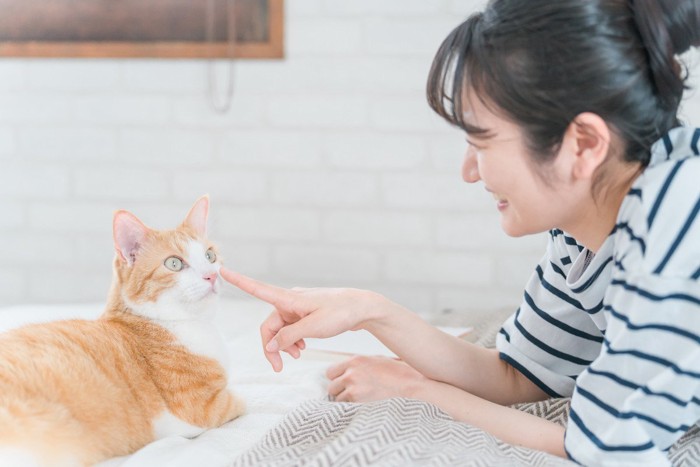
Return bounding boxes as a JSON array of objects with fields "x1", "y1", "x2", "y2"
[
  {"x1": 500, "y1": 216, "x2": 534, "y2": 238},
  {"x1": 500, "y1": 218, "x2": 523, "y2": 237}
]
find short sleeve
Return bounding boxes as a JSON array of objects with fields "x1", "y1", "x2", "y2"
[{"x1": 497, "y1": 233, "x2": 605, "y2": 398}]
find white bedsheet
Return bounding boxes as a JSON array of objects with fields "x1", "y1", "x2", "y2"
[{"x1": 0, "y1": 299, "x2": 340, "y2": 467}]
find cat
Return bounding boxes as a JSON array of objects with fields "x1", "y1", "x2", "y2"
[{"x1": 0, "y1": 195, "x2": 245, "y2": 467}]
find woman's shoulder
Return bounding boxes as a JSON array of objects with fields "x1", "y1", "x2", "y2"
[
  {"x1": 637, "y1": 127, "x2": 699, "y2": 189},
  {"x1": 635, "y1": 145, "x2": 699, "y2": 229},
  {"x1": 619, "y1": 128, "x2": 699, "y2": 279}
]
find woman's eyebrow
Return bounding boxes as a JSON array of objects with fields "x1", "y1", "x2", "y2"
[
  {"x1": 461, "y1": 113, "x2": 496, "y2": 140},
  {"x1": 467, "y1": 132, "x2": 495, "y2": 141},
  {"x1": 464, "y1": 128, "x2": 497, "y2": 141}
]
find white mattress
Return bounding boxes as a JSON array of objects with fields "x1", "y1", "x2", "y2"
[{"x1": 0, "y1": 299, "x2": 340, "y2": 466}]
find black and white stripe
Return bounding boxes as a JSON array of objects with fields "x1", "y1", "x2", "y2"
[{"x1": 497, "y1": 127, "x2": 700, "y2": 465}]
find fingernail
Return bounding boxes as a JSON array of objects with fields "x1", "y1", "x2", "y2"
[{"x1": 266, "y1": 340, "x2": 279, "y2": 352}]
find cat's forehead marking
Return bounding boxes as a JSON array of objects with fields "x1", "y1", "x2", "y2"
[
  {"x1": 185, "y1": 239, "x2": 217, "y2": 272},
  {"x1": 165, "y1": 230, "x2": 200, "y2": 254}
]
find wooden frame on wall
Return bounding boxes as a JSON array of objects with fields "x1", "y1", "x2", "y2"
[{"x1": 0, "y1": 0, "x2": 284, "y2": 59}]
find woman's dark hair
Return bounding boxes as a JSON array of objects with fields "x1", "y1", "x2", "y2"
[{"x1": 428, "y1": 0, "x2": 700, "y2": 175}]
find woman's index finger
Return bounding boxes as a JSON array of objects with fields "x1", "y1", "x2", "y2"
[{"x1": 219, "y1": 267, "x2": 293, "y2": 307}]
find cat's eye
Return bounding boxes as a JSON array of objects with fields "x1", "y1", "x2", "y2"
[
  {"x1": 164, "y1": 256, "x2": 184, "y2": 272},
  {"x1": 205, "y1": 248, "x2": 217, "y2": 263}
]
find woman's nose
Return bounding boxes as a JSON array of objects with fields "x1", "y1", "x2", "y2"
[{"x1": 461, "y1": 146, "x2": 481, "y2": 183}]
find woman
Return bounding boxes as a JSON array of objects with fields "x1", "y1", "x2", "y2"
[{"x1": 221, "y1": 0, "x2": 700, "y2": 464}]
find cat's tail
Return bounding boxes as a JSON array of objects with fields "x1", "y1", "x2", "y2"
[{"x1": 0, "y1": 399, "x2": 90, "y2": 467}]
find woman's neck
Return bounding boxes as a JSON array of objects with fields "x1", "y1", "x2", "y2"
[{"x1": 564, "y1": 164, "x2": 642, "y2": 253}]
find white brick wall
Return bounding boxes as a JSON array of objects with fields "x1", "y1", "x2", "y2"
[
  {"x1": 215, "y1": 207, "x2": 320, "y2": 241},
  {"x1": 0, "y1": 0, "x2": 698, "y2": 323}
]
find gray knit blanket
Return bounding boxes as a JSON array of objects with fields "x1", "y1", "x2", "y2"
[
  {"x1": 230, "y1": 397, "x2": 571, "y2": 466},
  {"x1": 230, "y1": 309, "x2": 700, "y2": 466},
  {"x1": 231, "y1": 396, "x2": 700, "y2": 466}
]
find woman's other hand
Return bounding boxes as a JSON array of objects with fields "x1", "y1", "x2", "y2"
[
  {"x1": 326, "y1": 356, "x2": 428, "y2": 402},
  {"x1": 219, "y1": 267, "x2": 386, "y2": 372}
]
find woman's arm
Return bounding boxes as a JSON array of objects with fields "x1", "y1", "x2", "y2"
[
  {"x1": 364, "y1": 300, "x2": 549, "y2": 405},
  {"x1": 328, "y1": 356, "x2": 567, "y2": 458},
  {"x1": 410, "y1": 377, "x2": 566, "y2": 458},
  {"x1": 220, "y1": 267, "x2": 547, "y2": 405}
]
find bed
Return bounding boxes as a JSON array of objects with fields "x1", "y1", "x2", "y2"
[{"x1": 0, "y1": 299, "x2": 697, "y2": 466}]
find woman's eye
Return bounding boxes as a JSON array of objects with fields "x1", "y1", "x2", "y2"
[
  {"x1": 164, "y1": 256, "x2": 184, "y2": 271},
  {"x1": 205, "y1": 248, "x2": 217, "y2": 263},
  {"x1": 466, "y1": 139, "x2": 484, "y2": 150}
]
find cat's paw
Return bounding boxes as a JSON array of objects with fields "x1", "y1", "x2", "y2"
[{"x1": 225, "y1": 391, "x2": 246, "y2": 422}]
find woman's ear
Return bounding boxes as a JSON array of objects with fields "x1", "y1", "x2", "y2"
[
  {"x1": 564, "y1": 112, "x2": 612, "y2": 180},
  {"x1": 183, "y1": 194, "x2": 210, "y2": 236},
  {"x1": 113, "y1": 211, "x2": 149, "y2": 266}
]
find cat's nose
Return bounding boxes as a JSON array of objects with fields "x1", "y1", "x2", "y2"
[{"x1": 203, "y1": 272, "x2": 218, "y2": 283}]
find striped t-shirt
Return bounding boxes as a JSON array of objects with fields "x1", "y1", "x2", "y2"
[{"x1": 496, "y1": 126, "x2": 700, "y2": 465}]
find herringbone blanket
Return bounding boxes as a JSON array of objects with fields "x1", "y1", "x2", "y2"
[
  {"x1": 231, "y1": 396, "x2": 700, "y2": 466},
  {"x1": 231, "y1": 397, "x2": 572, "y2": 466},
  {"x1": 228, "y1": 309, "x2": 700, "y2": 466}
]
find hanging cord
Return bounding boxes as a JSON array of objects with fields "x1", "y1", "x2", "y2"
[{"x1": 206, "y1": 0, "x2": 236, "y2": 113}]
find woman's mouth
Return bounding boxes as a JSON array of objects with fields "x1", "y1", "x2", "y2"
[{"x1": 491, "y1": 192, "x2": 509, "y2": 210}]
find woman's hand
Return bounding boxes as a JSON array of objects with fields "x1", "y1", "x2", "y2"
[
  {"x1": 219, "y1": 267, "x2": 388, "y2": 372},
  {"x1": 326, "y1": 356, "x2": 428, "y2": 402}
]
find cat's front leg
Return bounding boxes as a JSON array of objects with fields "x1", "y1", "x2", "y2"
[
  {"x1": 205, "y1": 388, "x2": 246, "y2": 427},
  {"x1": 155, "y1": 387, "x2": 244, "y2": 438}
]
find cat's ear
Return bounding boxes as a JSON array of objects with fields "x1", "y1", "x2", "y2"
[
  {"x1": 113, "y1": 211, "x2": 149, "y2": 266},
  {"x1": 183, "y1": 194, "x2": 209, "y2": 236}
]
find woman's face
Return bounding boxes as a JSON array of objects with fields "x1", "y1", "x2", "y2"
[{"x1": 461, "y1": 95, "x2": 580, "y2": 237}]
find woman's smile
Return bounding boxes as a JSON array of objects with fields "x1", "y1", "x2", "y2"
[{"x1": 485, "y1": 187, "x2": 509, "y2": 210}]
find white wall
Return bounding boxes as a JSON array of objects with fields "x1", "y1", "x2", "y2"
[{"x1": 0, "y1": 0, "x2": 698, "y2": 319}]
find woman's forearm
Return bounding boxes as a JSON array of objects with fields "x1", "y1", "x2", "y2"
[
  {"x1": 410, "y1": 378, "x2": 566, "y2": 458},
  {"x1": 363, "y1": 297, "x2": 547, "y2": 405}
]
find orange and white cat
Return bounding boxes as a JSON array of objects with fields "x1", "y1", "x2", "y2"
[{"x1": 0, "y1": 196, "x2": 244, "y2": 467}]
